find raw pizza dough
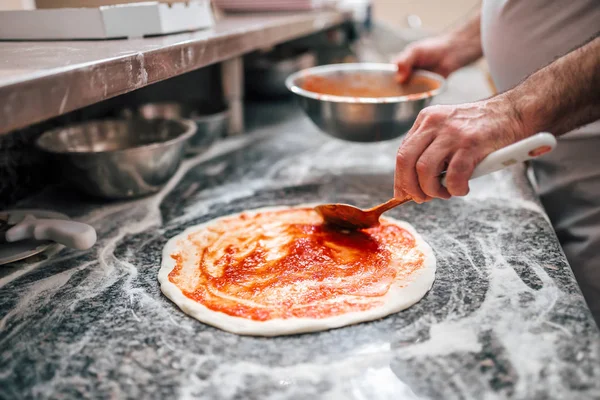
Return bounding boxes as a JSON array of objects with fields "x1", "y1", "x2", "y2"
[{"x1": 158, "y1": 205, "x2": 436, "y2": 336}]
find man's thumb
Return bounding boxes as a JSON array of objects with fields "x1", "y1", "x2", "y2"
[{"x1": 394, "y1": 49, "x2": 416, "y2": 83}]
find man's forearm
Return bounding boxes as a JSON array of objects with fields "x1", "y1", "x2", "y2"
[
  {"x1": 504, "y1": 34, "x2": 600, "y2": 137},
  {"x1": 447, "y1": 10, "x2": 483, "y2": 67}
]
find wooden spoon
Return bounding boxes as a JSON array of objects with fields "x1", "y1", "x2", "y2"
[{"x1": 315, "y1": 132, "x2": 557, "y2": 230}]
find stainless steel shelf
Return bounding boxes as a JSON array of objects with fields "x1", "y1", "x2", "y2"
[{"x1": 0, "y1": 11, "x2": 349, "y2": 135}]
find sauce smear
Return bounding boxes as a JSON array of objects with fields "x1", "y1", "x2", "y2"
[{"x1": 168, "y1": 208, "x2": 424, "y2": 321}]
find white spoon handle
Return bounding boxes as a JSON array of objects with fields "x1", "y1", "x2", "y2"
[
  {"x1": 441, "y1": 132, "x2": 557, "y2": 187},
  {"x1": 6, "y1": 215, "x2": 97, "y2": 250}
]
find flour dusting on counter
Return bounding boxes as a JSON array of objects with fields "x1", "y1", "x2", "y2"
[{"x1": 1, "y1": 74, "x2": 598, "y2": 400}]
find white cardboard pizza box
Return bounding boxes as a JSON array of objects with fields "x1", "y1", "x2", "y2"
[
  {"x1": 35, "y1": 0, "x2": 188, "y2": 8},
  {"x1": 0, "y1": 0, "x2": 36, "y2": 10},
  {"x1": 0, "y1": 0, "x2": 214, "y2": 40}
]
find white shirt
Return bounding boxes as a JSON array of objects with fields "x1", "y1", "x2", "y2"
[{"x1": 481, "y1": 0, "x2": 600, "y2": 138}]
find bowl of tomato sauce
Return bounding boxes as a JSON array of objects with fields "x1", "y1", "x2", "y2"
[{"x1": 285, "y1": 63, "x2": 445, "y2": 142}]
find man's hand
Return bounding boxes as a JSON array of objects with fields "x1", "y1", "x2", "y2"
[
  {"x1": 394, "y1": 35, "x2": 462, "y2": 82},
  {"x1": 395, "y1": 33, "x2": 600, "y2": 203},
  {"x1": 392, "y1": 11, "x2": 490, "y2": 201},
  {"x1": 394, "y1": 11, "x2": 483, "y2": 83},
  {"x1": 394, "y1": 96, "x2": 528, "y2": 202}
]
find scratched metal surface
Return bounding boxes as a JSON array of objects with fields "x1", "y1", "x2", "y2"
[{"x1": 0, "y1": 11, "x2": 349, "y2": 135}]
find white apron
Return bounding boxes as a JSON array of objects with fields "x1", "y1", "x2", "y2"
[{"x1": 481, "y1": 0, "x2": 600, "y2": 323}]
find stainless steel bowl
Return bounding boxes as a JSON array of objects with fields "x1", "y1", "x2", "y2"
[
  {"x1": 36, "y1": 119, "x2": 196, "y2": 199},
  {"x1": 285, "y1": 63, "x2": 446, "y2": 142},
  {"x1": 245, "y1": 50, "x2": 316, "y2": 99},
  {"x1": 129, "y1": 102, "x2": 228, "y2": 153}
]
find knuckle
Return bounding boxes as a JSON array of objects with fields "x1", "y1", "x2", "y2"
[
  {"x1": 415, "y1": 159, "x2": 432, "y2": 175},
  {"x1": 420, "y1": 106, "x2": 446, "y2": 124},
  {"x1": 396, "y1": 148, "x2": 408, "y2": 165},
  {"x1": 421, "y1": 115, "x2": 434, "y2": 125},
  {"x1": 444, "y1": 174, "x2": 461, "y2": 189},
  {"x1": 414, "y1": 109, "x2": 428, "y2": 124},
  {"x1": 458, "y1": 133, "x2": 478, "y2": 149},
  {"x1": 429, "y1": 113, "x2": 444, "y2": 124},
  {"x1": 445, "y1": 173, "x2": 470, "y2": 196},
  {"x1": 420, "y1": 106, "x2": 435, "y2": 118},
  {"x1": 427, "y1": 104, "x2": 446, "y2": 114},
  {"x1": 445, "y1": 157, "x2": 474, "y2": 196},
  {"x1": 453, "y1": 158, "x2": 472, "y2": 175}
]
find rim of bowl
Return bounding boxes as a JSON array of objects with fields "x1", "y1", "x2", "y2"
[
  {"x1": 192, "y1": 109, "x2": 229, "y2": 123},
  {"x1": 285, "y1": 63, "x2": 446, "y2": 104},
  {"x1": 36, "y1": 118, "x2": 197, "y2": 155},
  {"x1": 134, "y1": 102, "x2": 230, "y2": 123}
]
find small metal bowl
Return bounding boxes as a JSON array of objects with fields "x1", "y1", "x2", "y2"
[
  {"x1": 286, "y1": 63, "x2": 446, "y2": 142},
  {"x1": 128, "y1": 102, "x2": 228, "y2": 153},
  {"x1": 36, "y1": 119, "x2": 196, "y2": 199}
]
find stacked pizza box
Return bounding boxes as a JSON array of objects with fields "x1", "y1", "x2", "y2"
[
  {"x1": 0, "y1": 0, "x2": 215, "y2": 39},
  {"x1": 35, "y1": 0, "x2": 191, "y2": 7},
  {"x1": 213, "y1": 0, "x2": 338, "y2": 12},
  {"x1": 0, "y1": 0, "x2": 36, "y2": 10}
]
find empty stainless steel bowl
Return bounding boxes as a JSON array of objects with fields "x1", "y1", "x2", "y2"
[
  {"x1": 36, "y1": 119, "x2": 196, "y2": 199},
  {"x1": 129, "y1": 102, "x2": 228, "y2": 152},
  {"x1": 285, "y1": 63, "x2": 446, "y2": 142}
]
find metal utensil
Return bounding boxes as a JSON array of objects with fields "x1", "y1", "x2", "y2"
[
  {"x1": 0, "y1": 213, "x2": 96, "y2": 250},
  {"x1": 286, "y1": 63, "x2": 446, "y2": 142},
  {"x1": 126, "y1": 102, "x2": 229, "y2": 153},
  {"x1": 316, "y1": 133, "x2": 557, "y2": 229},
  {"x1": 36, "y1": 119, "x2": 196, "y2": 199}
]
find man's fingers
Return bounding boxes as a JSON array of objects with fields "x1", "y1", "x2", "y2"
[
  {"x1": 415, "y1": 139, "x2": 452, "y2": 199},
  {"x1": 394, "y1": 46, "x2": 418, "y2": 83},
  {"x1": 395, "y1": 130, "x2": 434, "y2": 202},
  {"x1": 444, "y1": 150, "x2": 477, "y2": 196}
]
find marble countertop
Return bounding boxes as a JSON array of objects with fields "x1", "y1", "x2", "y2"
[{"x1": 1, "y1": 67, "x2": 599, "y2": 400}]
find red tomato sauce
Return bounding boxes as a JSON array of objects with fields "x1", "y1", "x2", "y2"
[
  {"x1": 301, "y1": 73, "x2": 440, "y2": 98},
  {"x1": 169, "y1": 209, "x2": 423, "y2": 321}
]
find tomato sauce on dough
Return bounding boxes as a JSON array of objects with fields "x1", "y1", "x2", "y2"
[{"x1": 168, "y1": 208, "x2": 424, "y2": 321}]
